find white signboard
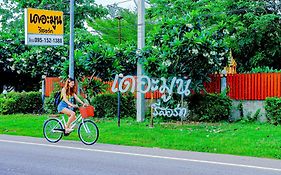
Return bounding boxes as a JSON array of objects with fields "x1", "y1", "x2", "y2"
[{"x1": 111, "y1": 75, "x2": 192, "y2": 119}]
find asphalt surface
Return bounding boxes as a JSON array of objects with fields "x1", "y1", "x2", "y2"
[{"x1": 0, "y1": 135, "x2": 280, "y2": 175}]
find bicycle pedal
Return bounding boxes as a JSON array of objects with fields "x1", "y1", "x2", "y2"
[{"x1": 64, "y1": 133, "x2": 70, "y2": 136}]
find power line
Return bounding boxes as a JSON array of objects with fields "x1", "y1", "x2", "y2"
[
  {"x1": 106, "y1": 0, "x2": 133, "y2": 8},
  {"x1": 116, "y1": 0, "x2": 132, "y2": 5}
]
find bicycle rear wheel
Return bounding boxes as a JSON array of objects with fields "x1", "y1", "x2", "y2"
[
  {"x1": 78, "y1": 120, "x2": 99, "y2": 145},
  {"x1": 43, "y1": 118, "x2": 63, "y2": 143}
]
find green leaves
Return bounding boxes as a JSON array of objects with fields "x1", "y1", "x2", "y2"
[
  {"x1": 57, "y1": 40, "x2": 137, "y2": 81},
  {"x1": 265, "y1": 97, "x2": 281, "y2": 125},
  {"x1": 0, "y1": 0, "x2": 108, "y2": 90},
  {"x1": 226, "y1": 1, "x2": 281, "y2": 72},
  {"x1": 188, "y1": 93, "x2": 232, "y2": 122},
  {"x1": 80, "y1": 77, "x2": 109, "y2": 103},
  {"x1": 0, "y1": 91, "x2": 42, "y2": 114},
  {"x1": 91, "y1": 93, "x2": 136, "y2": 118},
  {"x1": 143, "y1": 12, "x2": 229, "y2": 90}
]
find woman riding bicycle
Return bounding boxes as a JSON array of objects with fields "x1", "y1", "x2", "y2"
[{"x1": 58, "y1": 77, "x2": 88, "y2": 133}]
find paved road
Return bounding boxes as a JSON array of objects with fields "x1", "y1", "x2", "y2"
[{"x1": 0, "y1": 135, "x2": 280, "y2": 175}]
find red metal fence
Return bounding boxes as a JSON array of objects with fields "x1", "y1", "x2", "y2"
[
  {"x1": 45, "y1": 77, "x2": 63, "y2": 97},
  {"x1": 45, "y1": 73, "x2": 281, "y2": 100},
  {"x1": 227, "y1": 73, "x2": 281, "y2": 100},
  {"x1": 204, "y1": 74, "x2": 221, "y2": 94}
]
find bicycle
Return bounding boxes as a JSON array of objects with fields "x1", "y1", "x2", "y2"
[{"x1": 43, "y1": 105, "x2": 99, "y2": 145}]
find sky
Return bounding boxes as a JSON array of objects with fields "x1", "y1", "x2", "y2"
[
  {"x1": 0, "y1": 0, "x2": 148, "y2": 29},
  {"x1": 95, "y1": 0, "x2": 137, "y2": 11}
]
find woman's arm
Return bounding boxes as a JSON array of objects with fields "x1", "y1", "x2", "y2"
[
  {"x1": 61, "y1": 88, "x2": 74, "y2": 107},
  {"x1": 74, "y1": 94, "x2": 85, "y2": 105}
]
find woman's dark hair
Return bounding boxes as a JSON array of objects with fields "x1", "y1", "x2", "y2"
[
  {"x1": 68, "y1": 77, "x2": 75, "y2": 82},
  {"x1": 64, "y1": 78, "x2": 76, "y2": 96}
]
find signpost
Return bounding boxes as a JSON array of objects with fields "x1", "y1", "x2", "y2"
[{"x1": 24, "y1": 8, "x2": 64, "y2": 46}]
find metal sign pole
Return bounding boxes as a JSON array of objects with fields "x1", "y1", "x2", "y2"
[
  {"x1": 137, "y1": 0, "x2": 145, "y2": 122},
  {"x1": 69, "y1": 0, "x2": 75, "y2": 79}
]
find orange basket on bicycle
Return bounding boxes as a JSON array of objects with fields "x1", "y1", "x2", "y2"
[{"x1": 79, "y1": 105, "x2": 95, "y2": 118}]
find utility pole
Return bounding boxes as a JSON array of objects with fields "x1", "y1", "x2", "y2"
[
  {"x1": 116, "y1": 15, "x2": 123, "y2": 127},
  {"x1": 69, "y1": 0, "x2": 75, "y2": 79},
  {"x1": 116, "y1": 16, "x2": 123, "y2": 45},
  {"x1": 137, "y1": 0, "x2": 145, "y2": 122}
]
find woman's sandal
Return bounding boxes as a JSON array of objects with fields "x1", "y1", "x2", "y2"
[{"x1": 64, "y1": 127, "x2": 74, "y2": 136}]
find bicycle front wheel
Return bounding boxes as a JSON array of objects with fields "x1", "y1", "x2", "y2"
[
  {"x1": 43, "y1": 118, "x2": 63, "y2": 143},
  {"x1": 78, "y1": 120, "x2": 99, "y2": 145}
]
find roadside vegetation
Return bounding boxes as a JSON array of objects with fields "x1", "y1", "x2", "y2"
[{"x1": 1, "y1": 114, "x2": 280, "y2": 160}]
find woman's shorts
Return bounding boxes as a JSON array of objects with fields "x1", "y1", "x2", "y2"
[{"x1": 57, "y1": 101, "x2": 73, "y2": 113}]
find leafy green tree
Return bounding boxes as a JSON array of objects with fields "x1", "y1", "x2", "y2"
[
  {"x1": 87, "y1": 5, "x2": 154, "y2": 46},
  {"x1": 226, "y1": 0, "x2": 281, "y2": 72},
  {"x1": 0, "y1": 29, "x2": 31, "y2": 91},
  {"x1": 143, "y1": 14, "x2": 229, "y2": 91},
  {"x1": 0, "y1": 0, "x2": 107, "y2": 90},
  {"x1": 1, "y1": 0, "x2": 107, "y2": 29},
  {"x1": 87, "y1": 9, "x2": 138, "y2": 46},
  {"x1": 142, "y1": 0, "x2": 231, "y2": 91},
  {"x1": 60, "y1": 41, "x2": 137, "y2": 81},
  {"x1": 147, "y1": 0, "x2": 281, "y2": 73}
]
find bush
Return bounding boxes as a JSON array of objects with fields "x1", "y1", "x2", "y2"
[
  {"x1": 91, "y1": 93, "x2": 136, "y2": 118},
  {"x1": 43, "y1": 83, "x2": 61, "y2": 114},
  {"x1": 187, "y1": 93, "x2": 232, "y2": 122},
  {"x1": 0, "y1": 91, "x2": 42, "y2": 114},
  {"x1": 44, "y1": 96, "x2": 56, "y2": 114},
  {"x1": 265, "y1": 97, "x2": 281, "y2": 125},
  {"x1": 0, "y1": 98, "x2": 16, "y2": 114},
  {"x1": 250, "y1": 66, "x2": 281, "y2": 73}
]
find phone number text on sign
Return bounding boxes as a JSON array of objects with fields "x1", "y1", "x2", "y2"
[{"x1": 27, "y1": 34, "x2": 63, "y2": 46}]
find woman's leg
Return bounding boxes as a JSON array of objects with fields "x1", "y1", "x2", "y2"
[{"x1": 61, "y1": 108, "x2": 76, "y2": 130}]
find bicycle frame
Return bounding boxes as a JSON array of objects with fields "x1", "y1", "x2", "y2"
[
  {"x1": 44, "y1": 109, "x2": 99, "y2": 145},
  {"x1": 57, "y1": 114, "x2": 92, "y2": 133}
]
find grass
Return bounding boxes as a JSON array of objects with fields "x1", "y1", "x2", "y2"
[{"x1": 0, "y1": 114, "x2": 281, "y2": 159}]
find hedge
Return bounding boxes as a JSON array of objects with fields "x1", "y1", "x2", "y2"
[
  {"x1": 44, "y1": 92, "x2": 136, "y2": 118},
  {"x1": 187, "y1": 93, "x2": 232, "y2": 122},
  {"x1": 0, "y1": 91, "x2": 42, "y2": 114},
  {"x1": 91, "y1": 93, "x2": 136, "y2": 118},
  {"x1": 265, "y1": 97, "x2": 281, "y2": 125}
]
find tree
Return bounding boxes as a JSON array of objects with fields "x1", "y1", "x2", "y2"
[
  {"x1": 226, "y1": 0, "x2": 281, "y2": 72},
  {"x1": 147, "y1": 0, "x2": 281, "y2": 73},
  {"x1": 0, "y1": 28, "x2": 31, "y2": 91},
  {"x1": 142, "y1": 0, "x2": 230, "y2": 91},
  {"x1": 143, "y1": 14, "x2": 229, "y2": 91},
  {"x1": 87, "y1": 5, "x2": 154, "y2": 46},
  {"x1": 87, "y1": 8, "x2": 137, "y2": 46},
  {"x1": 60, "y1": 41, "x2": 137, "y2": 81},
  {"x1": 0, "y1": 0, "x2": 107, "y2": 91},
  {"x1": 0, "y1": 0, "x2": 107, "y2": 29}
]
